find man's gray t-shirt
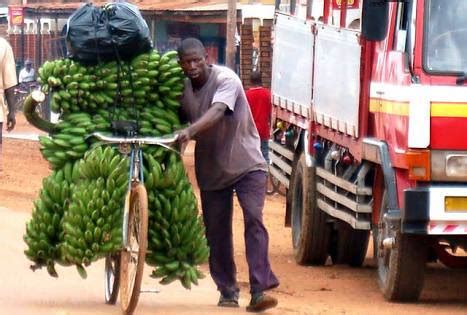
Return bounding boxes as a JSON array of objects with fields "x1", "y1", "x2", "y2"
[{"x1": 181, "y1": 65, "x2": 267, "y2": 191}]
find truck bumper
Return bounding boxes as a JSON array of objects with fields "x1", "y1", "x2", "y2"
[{"x1": 403, "y1": 186, "x2": 467, "y2": 235}]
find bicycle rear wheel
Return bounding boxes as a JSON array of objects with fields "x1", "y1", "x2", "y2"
[
  {"x1": 120, "y1": 184, "x2": 148, "y2": 315},
  {"x1": 104, "y1": 252, "x2": 121, "y2": 304}
]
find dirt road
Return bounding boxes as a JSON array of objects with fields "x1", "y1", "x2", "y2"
[{"x1": 1, "y1": 115, "x2": 466, "y2": 315}]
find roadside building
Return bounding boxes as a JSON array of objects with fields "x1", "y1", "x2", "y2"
[{"x1": 5, "y1": 1, "x2": 275, "y2": 86}]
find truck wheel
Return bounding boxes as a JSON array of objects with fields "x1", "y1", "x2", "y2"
[
  {"x1": 290, "y1": 153, "x2": 330, "y2": 265},
  {"x1": 375, "y1": 191, "x2": 428, "y2": 301},
  {"x1": 330, "y1": 222, "x2": 370, "y2": 267}
]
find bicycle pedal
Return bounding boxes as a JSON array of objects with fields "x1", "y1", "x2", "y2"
[{"x1": 140, "y1": 288, "x2": 161, "y2": 293}]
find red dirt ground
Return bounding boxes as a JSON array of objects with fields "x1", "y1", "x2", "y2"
[{"x1": 0, "y1": 113, "x2": 466, "y2": 315}]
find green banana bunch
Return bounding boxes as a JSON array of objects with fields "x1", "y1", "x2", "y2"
[
  {"x1": 39, "y1": 113, "x2": 92, "y2": 170},
  {"x1": 156, "y1": 51, "x2": 184, "y2": 110},
  {"x1": 24, "y1": 167, "x2": 77, "y2": 277},
  {"x1": 26, "y1": 49, "x2": 205, "y2": 285},
  {"x1": 60, "y1": 146, "x2": 129, "y2": 278},
  {"x1": 37, "y1": 50, "x2": 184, "y2": 116},
  {"x1": 144, "y1": 151, "x2": 210, "y2": 289}
]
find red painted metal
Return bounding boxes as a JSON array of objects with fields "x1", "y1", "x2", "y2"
[
  {"x1": 372, "y1": 111, "x2": 408, "y2": 148},
  {"x1": 323, "y1": 0, "x2": 331, "y2": 24},
  {"x1": 431, "y1": 117, "x2": 467, "y2": 149},
  {"x1": 413, "y1": 0, "x2": 466, "y2": 86},
  {"x1": 314, "y1": 125, "x2": 363, "y2": 161},
  {"x1": 368, "y1": 110, "x2": 409, "y2": 168},
  {"x1": 332, "y1": 0, "x2": 359, "y2": 9},
  {"x1": 339, "y1": 0, "x2": 347, "y2": 28},
  {"x1": 372, "y1": 3, "x2": 411, "y2": 85},
  {"x1": 273, "y1": 0, "x2": 467, "y2": 215},
  {"x1": 274, "y1": 107, "x2": 309, "y2": 130},
  {"x1": 358, "y1": 40, "x2": 374, "y2": 139},
  {"x1": 412, "y1": 0, "x2": 425, "y2": 78}
]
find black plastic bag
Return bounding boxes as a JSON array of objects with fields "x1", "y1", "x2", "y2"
[
  {"x1": 105, "y1": 2, "x2": 152, "y2": 59},
  {"x1": 66, "y1": 2, "x2": 152, "y2": 63},
  {"x1": 66, "y1": 3, "x2": 112, "y2": 63}
]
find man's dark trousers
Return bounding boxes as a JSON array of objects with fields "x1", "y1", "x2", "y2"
[{"x1": 200, "y1": 170, "x2": 279, "y2": 296}]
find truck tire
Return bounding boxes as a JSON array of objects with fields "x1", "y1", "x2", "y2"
[
  {"x1": 290, "y1": 153, "x2": 330, "y2": 265},
  {"x1": 375, "y1": 191, "x2": 428, "y2": 301},
  {"x1": 330, "y1": 222, "x2": 370, "y2": 267}
]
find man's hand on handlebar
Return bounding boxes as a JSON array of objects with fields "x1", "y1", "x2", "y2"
[
  {"x1": 175, "y1": 127, "x2": 193, "y2": 155},
  {"x1": 176, "y1": 128, "x2": 192, "y2": 144}
]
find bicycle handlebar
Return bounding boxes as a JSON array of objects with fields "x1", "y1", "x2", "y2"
[{"x1": 88, "y1": 132, "x2": 179, "y2": 145}]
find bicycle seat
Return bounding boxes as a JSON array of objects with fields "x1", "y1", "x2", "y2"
[{"x1": 111, "y1": 120, "x2": 138, "y2": 137}]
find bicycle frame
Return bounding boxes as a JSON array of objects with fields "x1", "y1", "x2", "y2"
[
  {"x1": 122, "y1": 147, "x2": 144, "y2": 247},
  {"x1": 94, "y1": 131, "x2": 179, "y2": 313},
  {"x1": 88, "y1": 132, "x2": 179, "y2": 248}
]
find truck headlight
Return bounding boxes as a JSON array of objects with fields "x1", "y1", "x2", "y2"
[
  {"x1": 446, "y1": 155, "x2": 467, "y2": 177},
  {"x1": 431, "y1": 151, "x2": 467, "y2": 181}
]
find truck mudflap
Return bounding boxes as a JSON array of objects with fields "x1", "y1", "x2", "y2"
[{"x1": 403, "y1": 186, "x2": 467, "y2": 235}]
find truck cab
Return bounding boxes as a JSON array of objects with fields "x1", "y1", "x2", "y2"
[{"x1": 270, "y1": 0, "x2": 467, "y2": 301}]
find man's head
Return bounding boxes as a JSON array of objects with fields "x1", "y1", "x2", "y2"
[
  {"x1": 178, "y1": 38, "x2": 209, "y2": 84},
  {"x1": 25, "y1": 60, "x2": 32, "y2": 70},
  {"x1": 250, "y1": 71, "x2": 262, "y2": 86}
]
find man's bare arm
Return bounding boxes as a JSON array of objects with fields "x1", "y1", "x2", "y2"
[
  {"x1": 177, "y1": 102, "x2": 228, "y2": 143},
  {"x1": 5, "y1": 86, "x2": 16, "y2": 131}
]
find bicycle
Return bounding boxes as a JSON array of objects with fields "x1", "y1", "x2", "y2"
[{"x1": 87, "y1": 122, "x2": 179, "y2": 315}]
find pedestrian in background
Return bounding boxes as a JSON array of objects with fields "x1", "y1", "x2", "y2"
[
  {"x1": 176, "y1": 37, "x2": 279, "y2": 313},
  {"x1": 18, "y1": 59, "x2": 35, "y2": 84},
  {"x1": 245, "y1": 71, "x2": 272, "y2": 164},
  {"x1": 0, "y1": 37, "x2": 18, "y2": 172}
]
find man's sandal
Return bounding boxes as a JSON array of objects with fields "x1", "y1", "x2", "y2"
[
  {"x1": 218, "y1": 293, "x2": 239, "y2": 308},
  {"x1": 246, "y1": 292, "x2": 278, "y2": 312}
]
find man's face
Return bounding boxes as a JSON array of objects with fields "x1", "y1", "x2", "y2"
[{"x1": 179, "y1": 48, "x2": 208, "y2": 81}]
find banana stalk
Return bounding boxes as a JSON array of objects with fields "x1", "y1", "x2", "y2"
[{"x1": 23, "y1": 90, "x2": 56, "y2": 133}]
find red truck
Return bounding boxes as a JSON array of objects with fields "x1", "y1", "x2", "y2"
[{"x1": 269, "y1": 0, "x2": 467, "y2": 301}]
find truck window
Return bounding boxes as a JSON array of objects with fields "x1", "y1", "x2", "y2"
[
  {"x1": 393, "y1": 0, "x2": 414, "y2": 71},
  {"x1": 394, "y1": 1, "x2": 410, "y2": 52},
  {"x1": 424, "y1": 0, "x2": 467, "y2": 74}
]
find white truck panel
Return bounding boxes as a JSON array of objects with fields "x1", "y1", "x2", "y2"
[
  {"x1": 271, "y1": 14, "x2": 313, "y2": 114},
  {"x1": 429, "y1": 187, "x2": 467, "y2": 222},
  {"x1": 313, "y1": 27, "x2": 361, "y2": 137}
]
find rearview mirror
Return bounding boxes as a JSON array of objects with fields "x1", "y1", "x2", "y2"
[{"x1": 361, "y1": 0, "x2": 389, "y2": 41}]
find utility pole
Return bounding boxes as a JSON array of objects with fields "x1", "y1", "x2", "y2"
[{"x1": 225, "y1": 0, "x2": 237, "y2": 70}]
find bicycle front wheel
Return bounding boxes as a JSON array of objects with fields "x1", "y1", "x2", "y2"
[{"x1": 119, "y1": 184, "x2": 148, "y2": 315}]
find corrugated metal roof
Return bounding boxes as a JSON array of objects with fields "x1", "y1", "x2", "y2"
[
  {"x1": 22, "y1": 0, "x2": 236, "y2": 19},
  {"x1": 23, "y1": 0, "x2": 227, "y2": 12},
  {"x1": 138, "y1": 0, "x2": 226, "y2": 11}
]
